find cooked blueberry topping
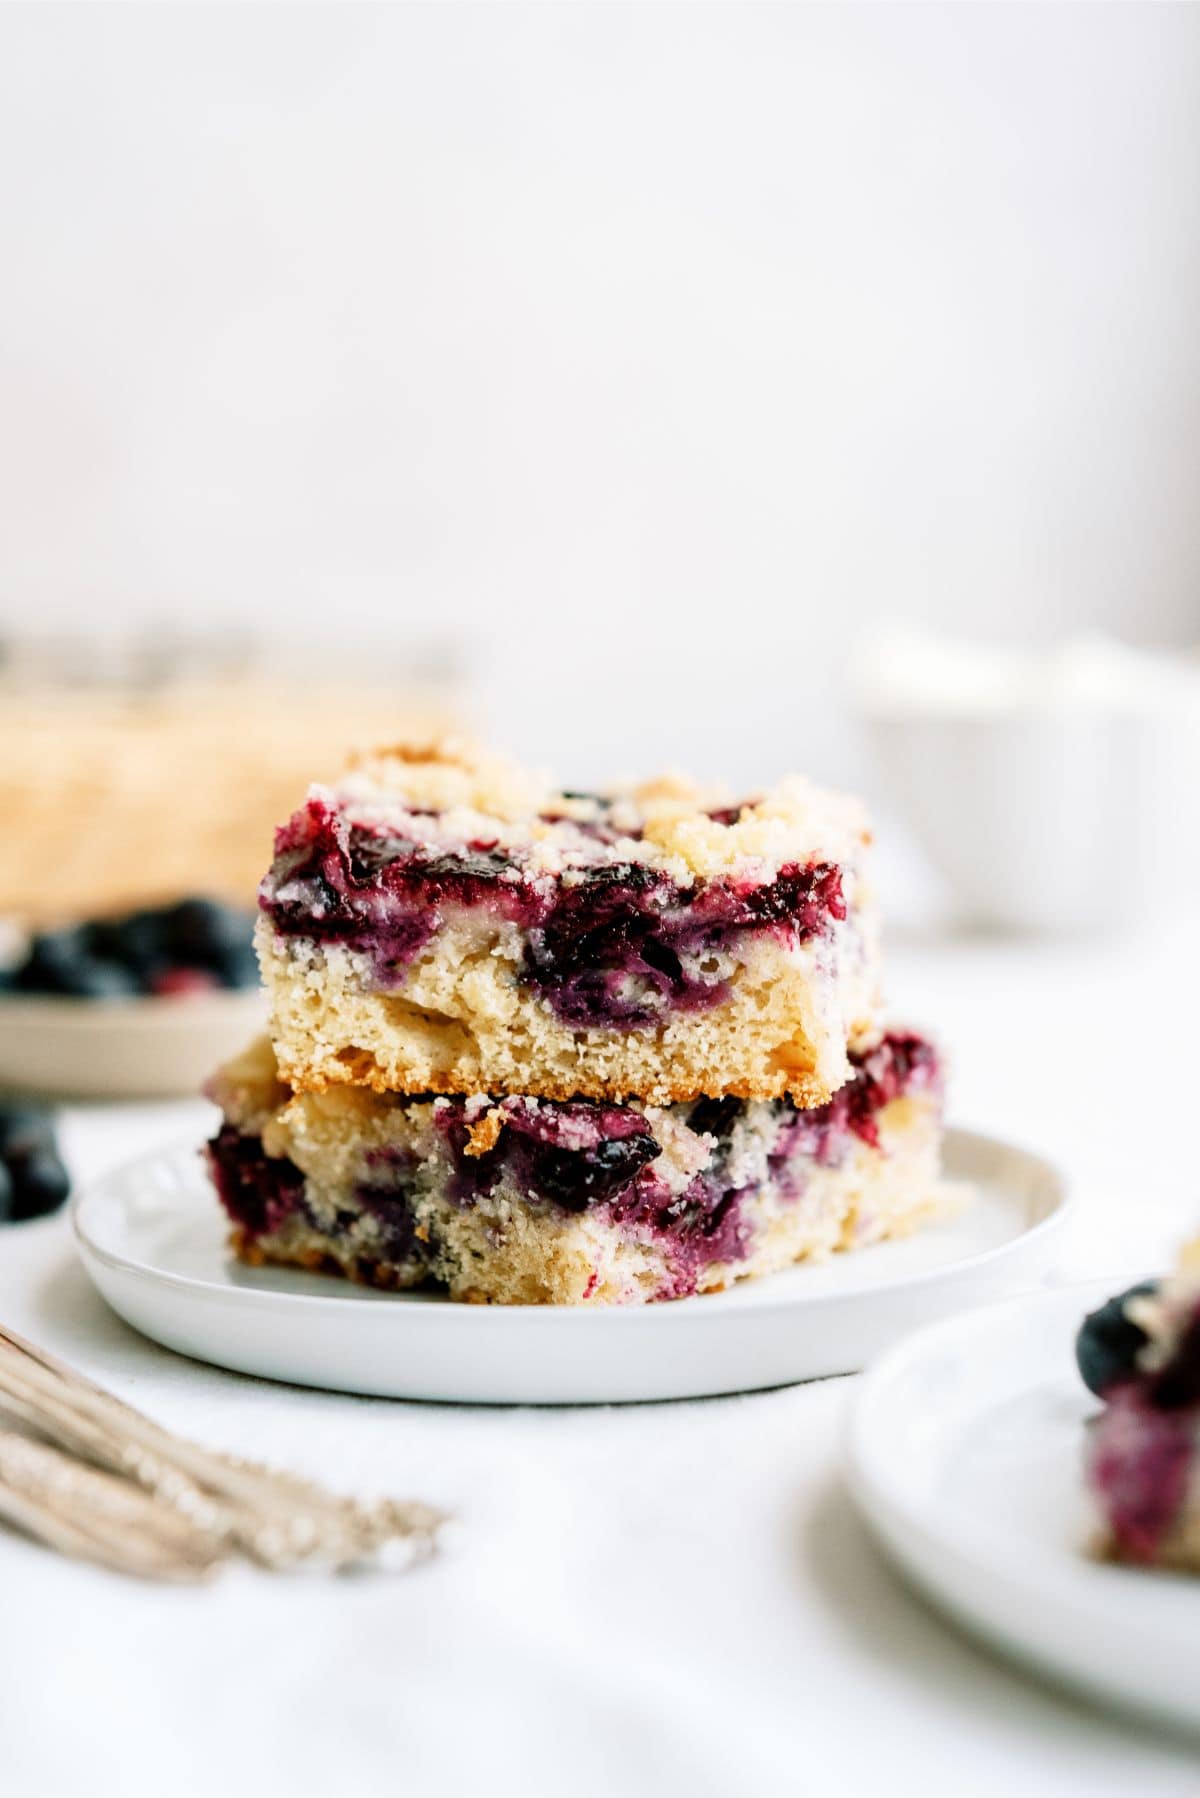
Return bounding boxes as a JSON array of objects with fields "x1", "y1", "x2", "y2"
[
  {"x1": 1076, "y1": 1281, "x2": 1158, "y2": 1397},
  {"x1": 1088, "y1": 1386, "x2": 1194, "y2": 1562},
  {"x1": 5, "y1": 898, "x2": 258, "y2": 999},
  {"x1": 609, "y1": 1169, "x2": 753, "y2": 1294},
  {"x1": 436, "y1": 1096, "x2": 660, "y2": 1209},
  {"x1": 346, "y1": 832, "x2": 418, "y2": 883},
  {"x1": 352, "y1": 1184, "x2": 428, "y2": 1264},
  {"x1": 520, "y1": 861, "x2": 845, "y2": 1030},
  {"x1": 439, "y1": 1122, "x2": 503, "y2": 1205},
  {"x1": 208, "y1": 1124, "x2": 305, "y2": 1237},
  {"x1": 817, "y1": 1031, "x2": 942, "y2": 1152},
  {"x1": 686, "y1": 1096, "x2": 743, "y2": 1143},
  {"x1": 516, "y1": 1135, "x2": 661, "y2": 1212},
  {"x1": 264, "y1": 803, "x2": 530, "y2": 979},
  {"x1": 261, "y1": 797, "x2": 848, "y2": 1026},
  {"x1": 439, "y1": 1088, "x2": 733, "y2": 1269}
]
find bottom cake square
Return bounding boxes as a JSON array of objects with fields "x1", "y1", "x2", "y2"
[{"x1": 206, "y1": 1032, "x2": 946, "y2": 1307}]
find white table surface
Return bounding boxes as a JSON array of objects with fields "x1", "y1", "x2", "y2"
[{"x1": 3, "y1": 920, "x2": 1200, "y2": 1798}]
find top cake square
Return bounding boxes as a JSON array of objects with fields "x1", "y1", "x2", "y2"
[{"x1": 255, "y1": 740, "x2": 882, "y2": 1105}]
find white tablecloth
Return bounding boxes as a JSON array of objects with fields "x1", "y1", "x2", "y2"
[{"x1": 3, "y1": 923, "x2": 1199, "y2": 1797}]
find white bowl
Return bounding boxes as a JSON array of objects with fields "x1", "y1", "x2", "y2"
[
  {"x1": 0, "y1": 989, "x2": 266, "y2": 1098},
  {"x1": 866, "y1": 707, "x2": 1200, "y2": 933}
]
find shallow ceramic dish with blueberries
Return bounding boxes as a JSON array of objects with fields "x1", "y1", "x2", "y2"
[{"x1": 0, "y1": 898, "x2": 265, "y2": 1098}]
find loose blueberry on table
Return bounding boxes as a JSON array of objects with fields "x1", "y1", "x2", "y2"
[
  {"x1": 0, "y1": 1104, "x2": 71, "y2": 1222},
  {"x1": 0, "y1": 897, "x2": 258, "y2": 1000}
]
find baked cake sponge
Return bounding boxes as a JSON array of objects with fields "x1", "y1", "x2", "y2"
[
  {"x1": 254, "y1": 739, "x2": 882, "y2": 1107},
  {"x1": 207, "y1": 1030, "x2": 944, "y2": 1307}
]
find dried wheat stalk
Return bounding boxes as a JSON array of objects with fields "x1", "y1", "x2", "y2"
[{"x1": 0, "y1": 1325, "x2": 446, "y2": 1580}]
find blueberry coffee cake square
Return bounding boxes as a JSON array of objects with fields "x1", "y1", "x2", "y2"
[
  {"x1": 1078, "y1": 1242, "x2": 1200, "y2": 1571},
  {"x1": 207, "y1": 1030, "x2": 943, "y2": 1306},
  {"x1": 255, "y1": 740, "x2": 882, "y2": 1107}
]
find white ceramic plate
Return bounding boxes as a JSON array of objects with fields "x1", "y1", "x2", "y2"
[
  {"x1": 0, "y1": 991, "x2": 266, "y2": 1098},
  {"x1": 847, "y1": 1281, "x2": 1200, "y2": 1734},
  {"x1": 73, "y1": 1127, "x2": 1068, "y2": 1405}
]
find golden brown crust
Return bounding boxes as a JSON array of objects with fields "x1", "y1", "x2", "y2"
[
  {"x1": 230, "y1": 1229, "x2": 426, "y2": 1293},
  {"x1": 346, "y1": 735, "x2": 477, "y2": 772},
  {"x1": 463, "y1": 1108, "x2": 506, "y2": 1156},
  {"x1": 319, "y1": 737, "x2": 872, "y2": 881},
  {"x1": 280, "y1": 1053, "x2": 838, "y2": 1109}
]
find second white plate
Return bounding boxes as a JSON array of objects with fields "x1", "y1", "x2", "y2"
[
  {"x1": 847, "y1": 1281, "x2": 1200, "y2": 1733},
  {"x1": 73, "y1": 1127, "x2": 1068, "y2": 1404}
]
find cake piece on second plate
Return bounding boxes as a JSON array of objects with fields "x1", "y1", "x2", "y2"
[
  {"x1": 255, "y1": 740, "x2": 882, "y2": 1106},
  {"x1": 1079, "y1": 1243, "x2": 1200, "y2": 1571},
  {"x1": 207, "y1": 1030, "x2": 943, "y2": 1306}
]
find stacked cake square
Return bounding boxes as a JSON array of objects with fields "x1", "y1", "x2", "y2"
[{"x1": 207, "y1": 740, "x2": 945, "y2": 1304}]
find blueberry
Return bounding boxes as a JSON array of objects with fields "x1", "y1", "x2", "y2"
[
  {"x1": 163, "y1": 898, "x2": 253, "y2": 962},
  {"x1": 1076, "y1": 1280, "x2": 1159, "y2": 1397},
  {"x1": 13, "y1": 927, "x2": 91, "y2": 992},
  {"x1": 522, "y1": 1135, "x2": 660, "y2": 1211},
  {"x1": 9, "y1": 1145, "x2": 71, "y2": 1220},
  {"x1": 92, "y1": 908, "x2": 170, "y2": 981},
  {"x1": 13, "y1": 929, "x2": 140, "y2": 998},
  {"x1": 687, "y1": 1096, "x2": 743, "y2": 1142},
  {"x1": 70, "y1": 959, "x2": 140, "y2": 998},
  {"x1": 209, "y1": 940, "x2": 260, "y2": 991}
]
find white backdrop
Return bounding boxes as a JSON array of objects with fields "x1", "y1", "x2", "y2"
[{"x1": 2, "y1": 3, "x2": 1198, "y2": 788}]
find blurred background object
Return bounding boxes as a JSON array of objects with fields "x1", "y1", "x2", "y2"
[
  {"x1": 0, "y1": 3, "x2": 1198, "y2": 910},
  {"x1": 856, "y1": 633, "x2": 1200, "y2": 933},
  {"x1": 0, "y1": 631, "x2": 462, "y2": 922}
]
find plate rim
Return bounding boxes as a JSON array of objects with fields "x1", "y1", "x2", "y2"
[{"x1": 73, "y1": 1124, "x2": 1071, "y2": 1324}]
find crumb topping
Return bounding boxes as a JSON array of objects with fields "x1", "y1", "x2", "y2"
[{"x1": 327, "y1": 738, "x2": 869, "y2": 884}]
